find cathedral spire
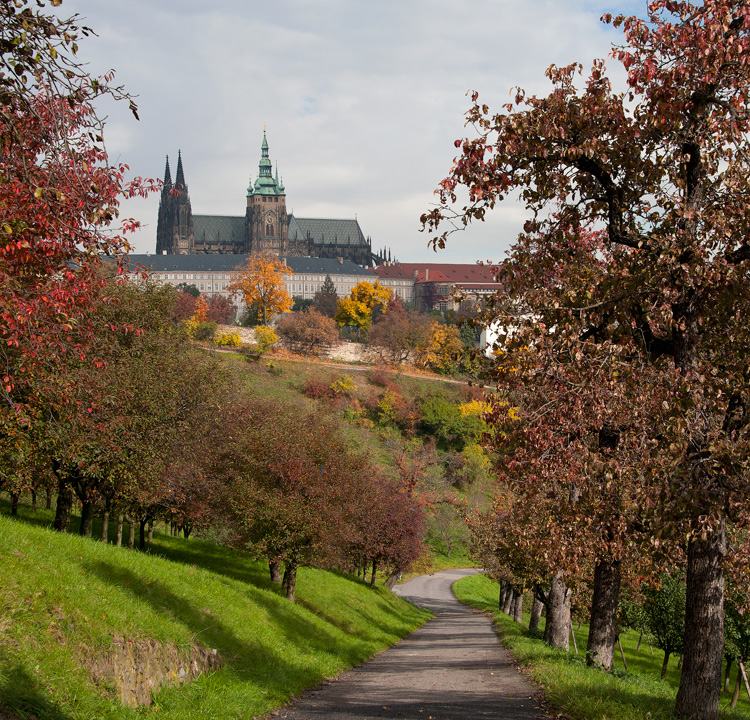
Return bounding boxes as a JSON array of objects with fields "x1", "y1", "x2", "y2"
[
  {"x1": 175, "y1": 150, "x2": 186, "y2": 188},
  {"x1": 163, "y1": 155, "x2": 172, "y2": 185}
]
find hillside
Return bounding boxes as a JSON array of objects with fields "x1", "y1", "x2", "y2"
[{"x1": 0, "y1": 508, "x2": 429, "y2": 720}]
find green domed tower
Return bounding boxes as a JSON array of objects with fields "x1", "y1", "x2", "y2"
[{"x1": 245, "y1": 131, "x2": 289, "y2": 255}]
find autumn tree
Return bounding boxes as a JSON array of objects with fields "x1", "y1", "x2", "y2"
[
  {"x1": 276, "y1": 308, "x2": 340, "y2": 356},
  {"x1": 0, "y1": 1, "x2": 153, "y2": 419},
  {"x1": 368, "y1": 297, "x2": 431, "y2": 365},
  {"x1": 227, "y1": 253, "x2": 292, "y2": 326},
  {"x1": 423, "y1": 3, "x2": 750, "y2": 715},
  {"x1": 335, "y1": 280, "x2": 392, "y2": 339}
]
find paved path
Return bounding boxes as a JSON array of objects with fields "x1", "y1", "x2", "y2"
[{"x1": 277, "y1": 569, "x2": 548, "y2": 720}]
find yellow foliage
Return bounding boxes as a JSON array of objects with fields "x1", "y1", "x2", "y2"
[
  {"x1": 334, "y1": 280, "x2": 392, "y2": 332},
  {"x1": 415, "y1": 322, "x2": 463, "y2": 374},
  {"x1": 459, "y1": 400, "x2": 492, "y2": 417},
  {"x1": 214, "y1": 330, "x2": 241, "y2": 347},
  {"x1": 253, "y1": 325, "x2": 278, "y2": 354},
  {"x1": 330, "y1": 375, "x2": 357, "y2": 396},
  {"x1": 226, "y1": 253, "x2": 292, "y2": 325},
  {"x1": 183, "y1": 295, "x2": 210, "y2": 338}
]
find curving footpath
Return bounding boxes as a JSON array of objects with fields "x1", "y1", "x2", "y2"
[{"x1": 277, "y1": 568, "x2": 548, "y2": 720}]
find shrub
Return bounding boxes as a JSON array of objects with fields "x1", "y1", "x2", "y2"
[
  {"x1": 214, "y1": 330, "x2": 241, "y2": 347},
  {"x1": 254, "y1": 325, "x2": 278, "y2": 354},
  {"x1": 194, "y1": 321, "x2": 217, "y2": 341},
  {"x1": 302, "y1": 380, "x2": 336, "y2": 400},
  {"x1": 276, "y1": 309, "x2": 339, "y2": 356},
  {"x1": 330, "y1": 375, "x2": 357, "y2": 397}
]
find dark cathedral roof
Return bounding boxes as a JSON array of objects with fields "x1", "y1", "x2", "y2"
[
  {"x1": 193, "y1": 215, "x2": 246, "y2": 246},
  {"x1": 288, "y1": 216, "x2": 367, "y2": 247},
  {"x1": 122, "y1": 254, "x2": 374, "y2": 276}
]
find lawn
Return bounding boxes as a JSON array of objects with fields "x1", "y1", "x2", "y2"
[
  {"x1": 0, "y1": 505, "x2": 430, "y2": 720},
  {"x1": 453, "y1": 573, "x2": 750, "y2": 720}
]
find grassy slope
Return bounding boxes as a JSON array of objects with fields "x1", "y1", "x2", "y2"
[
  {"x1": 0, "y1": 509, "x2": 429, "y2": 720},
  {"x1": 454, "y1": 573, "x2": 750, "y2": 720}
]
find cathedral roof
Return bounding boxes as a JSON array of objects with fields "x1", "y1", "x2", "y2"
[
  {"x1": 288, "y1": 216, "x2": 368, "y2": 247},
  {"x1": 123, "y1": 254, "x2": 375, "y2": 277},
  {"x1": 193, "y1": 215, "x2": 246, "y2": 246}
]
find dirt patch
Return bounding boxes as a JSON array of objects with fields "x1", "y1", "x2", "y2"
[{"x1": 88, "y1": 636, "x2": 222, "y2": 707}]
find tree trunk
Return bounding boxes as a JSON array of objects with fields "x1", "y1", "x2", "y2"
[
  {"x1": 282, "y1": 561, "x2": 297, "y2": 602},
  {"x1": 370, "y1": 559, "x2": 378, "y2": 587},
  {"x1": 269, "y1": 559, "x2": 282, "y2": 584},
  {"x1": 79, "y1": 501, "x2": 93, "y2": 537},
  {"x1": 45, "y1": 486, "x2": 52, "y2": 510},
  {"x1": 498, "y1": 581, "x2": 507, "y2": 610},
  {"x1": 30, "y1": 488, "x2": 37, "y2": 512},
  {"x1": 637, "y1": 629, "x2": 644, "y2": 652},
  {"x1": 502, "y1": 586, "x2": 514, "y2": 615},
  {"x1": 731, "y1": 665, "x2": 741, "y2": 709},
  {"x1": 147, "y1": 520, "x2": 154, "y2": 544},
  {"x1": 724, "y1": 657, "x2": 734, "y2": 692},
  {"x1": 10, "y1": 492, "x2": 18, "y2": 516},
  {"x1": 513, "y1": 589, "x2": 524, "y2": 623},
  {"x1": 53, "y1": 476, "x2": 73, "y2": 533},
  {"x1": 139, "y1": 517, "x2": 147, "y2": 550},
  {"x1": 586, "y1": 559, "x2": 621, "y2": 671},
  {"x1": 127, "y1": 518, "x2": 135, "y2": 550},
  {"x1": 662, "y1": 650, "x2": 671, "y2": 681},
  {"x1": 384, "y1": 571, "x2": 400, "y2": 590},
  {"x1": 101, "y1": 511, "x2": 110, "y2": 542},
  {"x1": 529, "y1": 590, "x2": 544, "y2": 632},
  {"x1": 115, "y1": 513, "x2": 124, "y2": 547},
  {"x1": 544, "y1": 571, "x2": 571, "y2": 651},
  {"x1": 675, "y1": 524, "x2": 727, "y2": 720}
]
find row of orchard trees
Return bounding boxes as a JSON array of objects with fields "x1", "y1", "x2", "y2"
[
  {"x1": 0, "y1": 0, "x2": 423, "y2": 603},
  {"x1": 2, "y1": 275, "x2": 425, "y2": 601},
  {"x1": 423, "y1": 2, "x2": 750, "y2": 718}
]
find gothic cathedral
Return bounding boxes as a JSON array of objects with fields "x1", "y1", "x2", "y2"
[{"x1": 155, "y1": 132, "x2": 381, "y2": 266}]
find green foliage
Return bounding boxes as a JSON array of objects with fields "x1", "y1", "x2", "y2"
[
  {"x1": 642, "y1": 573, "x2": 686, "y2": 661},
  {"x1": 176, "y1": 283, "x2": 200, "y2": 298},
  {"x1": 292, "y1": 296, "x2": 314, "y2": 312},
  {"x1": 0, "y1": 511, "x2": 429, "y2": 720},
  {"x1": 419, "y1": 395, "x2": 484, "y2": 451},
  {"x1": 193, "y1": 321, "x2": 217, "y2": 341}
]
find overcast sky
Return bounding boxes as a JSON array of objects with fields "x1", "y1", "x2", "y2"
[{"x1": 60, "y1": 0, "x2": 645, "y2": 264}]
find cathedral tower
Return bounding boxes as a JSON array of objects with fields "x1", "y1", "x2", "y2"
[
  {"x1": 156, "y1": 151, "x2": 195, "y2": 254},
  {"x1": 245, "y1": 131, "x2": 289, "y2": 255}
]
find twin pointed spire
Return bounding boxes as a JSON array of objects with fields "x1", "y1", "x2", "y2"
[{"x1": 175, "y1": 150, "x2": 186, "y2": 188}]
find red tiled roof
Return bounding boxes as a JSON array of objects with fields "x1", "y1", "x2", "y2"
[{"x1": 372, "y1": 262, "x2": 500, "y2": 285}]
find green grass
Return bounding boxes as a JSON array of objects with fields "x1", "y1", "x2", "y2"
[
  {"x1": 0, "y1": 508, "x2": 430, "y2": 720},
  {"x1": 453, "y1": 573, "x2": 750, "y2": 720}
]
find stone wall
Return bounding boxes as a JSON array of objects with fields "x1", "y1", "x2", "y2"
[{"x1": 89, "y1": 636, "x2": 222, "y2": 707}]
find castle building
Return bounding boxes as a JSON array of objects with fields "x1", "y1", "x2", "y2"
[{"x1": 156, "y1": 132, "x2": 382, "y2": 266}]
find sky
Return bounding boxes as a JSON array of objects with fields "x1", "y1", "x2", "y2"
[{"x1": 59, "y1": 0, "x2": 645, "y2": 264}]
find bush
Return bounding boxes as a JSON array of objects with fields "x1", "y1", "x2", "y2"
[
  {"x1": 214, "y1": 330, "x2": 241, "y2": 347},
  {"x1": 276, "y1": 308, "x2": 340, "y2": 356},
  {"x1": 302, "y1": 380, "x2": 336, "y2": 400},
  {"x1": 330, "y1": 375, "x2": 357, "y2": 397},
  {"x1": 254, "y1": 325, "x2": 278, "y2": 354},
  {"x1": 194, "y1": 321, "x2": 218, "y2": 341}
]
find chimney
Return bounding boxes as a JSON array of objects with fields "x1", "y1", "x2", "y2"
[{"x1": 425, "y1": 269, "x2": 429, "y2": 282}]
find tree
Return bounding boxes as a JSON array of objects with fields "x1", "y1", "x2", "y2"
[
  {"x1": 0, "y1": 1, "x2": 153, "y2": 411},
  {"x1": 314, "y1": 274, "x2": 339, "y2": 318},
  {"x1": 368, "y1": 297, "x2": 431, "y2": 365},
  {"x1": 335, "y1": 280, "x2": 392, "y2": 339},
  {"x1": 227, "y1": 253, "x2": 292, "y2": 326},
  {"x1": 422, "y1": 3, "x2": 750, "y2": 715},
  {"x1": 276, "y1": 308, "x2": 340, "y2": 356},
  {"x1": 414, "y1": 322, "x2": 464, "y2": 375},
  {"x1": 643, "y1": 573, "x2": 686, "y2": 681}
]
